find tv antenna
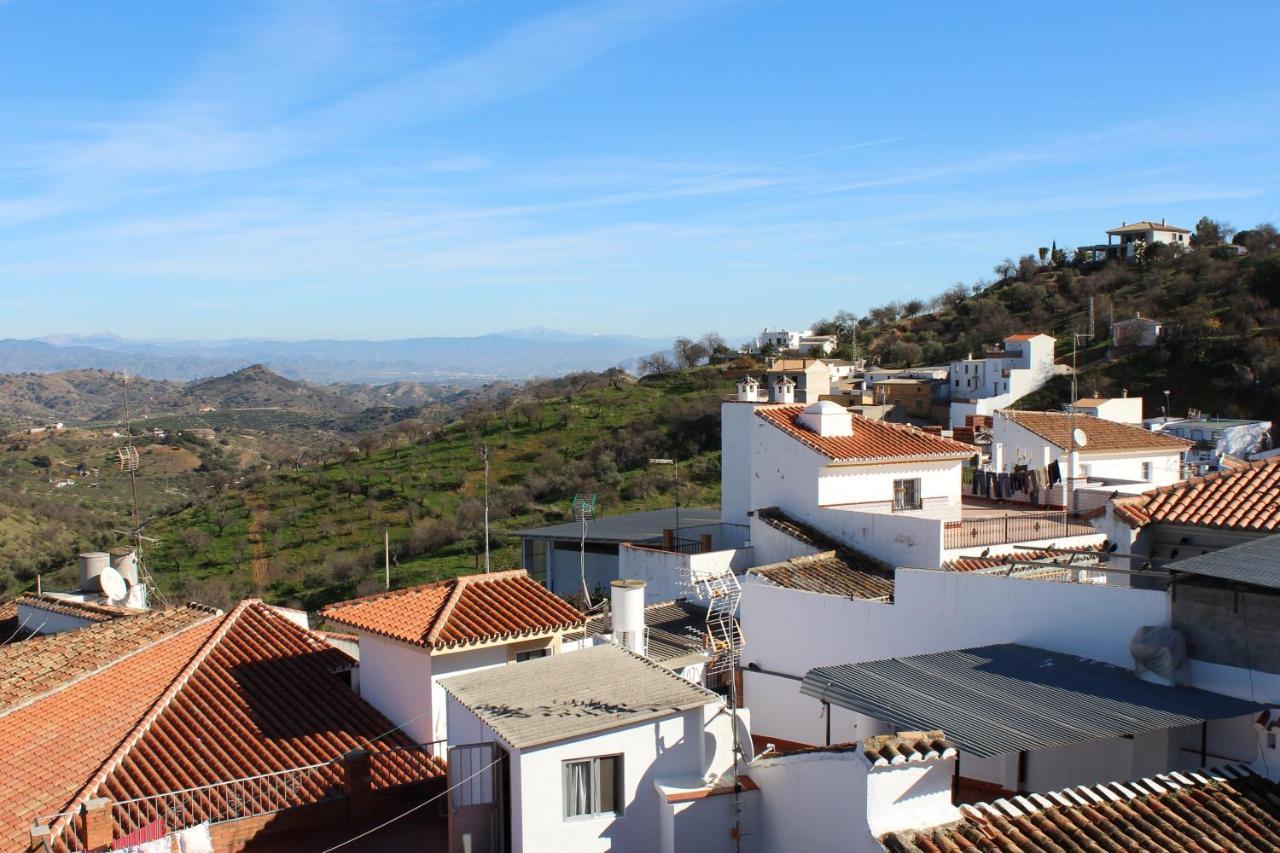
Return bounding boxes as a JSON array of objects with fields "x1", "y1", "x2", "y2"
[
  {"x1": 116, "y1": 373, "x2": 168, "y2": 607},
  {"x1": 1066, "y1": 328, "x2": 1094, "y2": 514},
  {"x1": 482, "y1": 445, "x2": 491, "y2": 572},
  {"x1": 571, "y1": 494, "x2": 597, "y2": 607}
]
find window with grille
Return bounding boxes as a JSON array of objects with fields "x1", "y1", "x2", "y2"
[
  {"x1": 564, "y1": 756, "x2": 622, "y2": 819},
  {"x1": 893, "y1": 478, "x2": 922, "y2": 511}
]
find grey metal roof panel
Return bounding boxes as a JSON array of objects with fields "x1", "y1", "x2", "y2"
[
  {"x1": 801, "y1": 644, "x2": 1265, "y2": 758},
  {"x1": 1168, "y1": 534, "x2": 1280, "y2": 590},
  {"x1": 439, "y1": 643, "x2": 718, "y2": 750},
  {"x1": 514, "y1": 507, "x2": 721, "y2": 542}
]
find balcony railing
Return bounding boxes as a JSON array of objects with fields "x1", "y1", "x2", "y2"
[{"x1": 944, "y1": 511, "x2": 1095, "y2": 549}]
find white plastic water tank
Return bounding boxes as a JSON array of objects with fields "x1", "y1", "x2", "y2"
[
  {"x1": 109, "y1": 548, "x2": 139, "y2": 585},
  {"x1": 78, "y1": 552, "x2": 110, "y2": 590},
  {"x1": 610, "y1": 579, "x2": 647, "y2": 657}
]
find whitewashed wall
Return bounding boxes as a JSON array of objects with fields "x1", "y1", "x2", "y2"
[{"x1": 357, "y1": 633, "x2": 434, "y2": 744}]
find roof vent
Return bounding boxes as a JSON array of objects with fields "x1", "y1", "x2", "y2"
[
  {"x1": 799, "y1": 400, "x2": 853, "y2": 437},
  {"x1": 770, "y1": 375, "x2": 796, "y2": 404}
]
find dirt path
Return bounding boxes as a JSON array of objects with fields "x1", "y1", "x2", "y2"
[{"x1": 244, "y1": 494, "x2": 271, "y2": 591}]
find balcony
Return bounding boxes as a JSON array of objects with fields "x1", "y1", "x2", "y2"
[{"x1": 944, "y1": 508, "x2": 1096, "y2": 549}]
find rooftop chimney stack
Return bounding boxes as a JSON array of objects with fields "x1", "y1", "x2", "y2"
[
  {"x1": 610, "y1": 579, "x2": 647, "y2": 657},
  {"x1": 736, "y1": 376, "x2": 760, "y2": 402},
  {"x1": 770, "y1": 375, "x2": 796, "y2": 404}
]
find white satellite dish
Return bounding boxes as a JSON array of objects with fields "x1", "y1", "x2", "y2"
[
  {"x1": 98, "y1": 566, "x2": 128, "y2": 604},
  {"x1": 1073, "y1": 428, "x2": 1088, "y2": 448}
]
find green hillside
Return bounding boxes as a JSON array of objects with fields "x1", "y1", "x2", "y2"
[
  {"x1": 814, "y1": 226, "x2": 1280, "y2": 420},
  {"x1": 146, "y1": 369, "x2": 729, "y2": 611}
]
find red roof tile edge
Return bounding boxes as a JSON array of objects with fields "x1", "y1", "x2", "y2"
[
  {"x1": 755, "y1": 406, "x2": 975, "y2": 463},
  {"x1": 1113, "y1": 456, "x2": 1280, "y2": 528}
]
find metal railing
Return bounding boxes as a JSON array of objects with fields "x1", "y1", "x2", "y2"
[
  {"x1": 944, "y1": 511, "x2": 1095, "y2": 549},
  {"x1": 109, "y1": 761, "x2": 344, "y2": 843}
]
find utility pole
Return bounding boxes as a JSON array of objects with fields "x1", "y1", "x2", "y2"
[
  {"x1": 384, "y1": 529, "x2": 390, "y2": 590},
  {"x1": 482, "y1": 445, "x2": 491, "y2": 572},
  {"x1": 1067, "y1": 328, "x2": 1094, "y2": 514}
]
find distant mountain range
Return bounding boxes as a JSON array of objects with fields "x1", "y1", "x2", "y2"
[{"x1": 0, "y1": 329, "x2": 671, "y2": 384}]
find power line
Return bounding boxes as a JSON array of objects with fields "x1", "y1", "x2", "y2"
[{"x1": 320, "y1": 754, "x2": 504, "y2": 852}]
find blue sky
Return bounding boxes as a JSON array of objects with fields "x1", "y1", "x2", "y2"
[{"x1": 1, "y1": 1, "x2": 1278, "y2": 343}]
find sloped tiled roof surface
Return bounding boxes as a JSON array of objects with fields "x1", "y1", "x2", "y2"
[
  {"x1": 883, "y1": 765, "x2": 1280, "y2": 852},
  {"x1": 0, "y1": 607, "x2": 209, "y2": 712},
  {"x1": 1000, "y1": 410, "x2": 1191, "y2": 452},
  {"x1": 321, "y1": 569, "x2": 583, "y2": 649},
  {"x1": 1114, "y1": 457, "x2": 1280, "y2": 530},
  {"x1": 440, "y1": 643, "x2": 718, "y2": 749},
  {"x1": 0, "y1": 601, "x2": 441, "y2": 852},
  {"x1": 0, "y1": 599, "x2": 30, "y2": 645},
  {"x1": 1107, "y1": 219, "x2": 1192, "y2": 233},
  {"x1": 755, "y1": 405, "x2": 975, "y2": 463},
  {"x1": 751, "y1": 508, "x2": 896, "y2": 599}
]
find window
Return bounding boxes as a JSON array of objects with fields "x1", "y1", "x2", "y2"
[
  {"x1": 516, "y1": 648, "x2": 549, "y2": 662},
  {"x1": 893, "y1": 478, "x2": 922, "y2": 511},
  {"x1": 1141, "y1": 462, "x2": 1153, "y2": 481},
  {"x1": 564, "y1": 756, "x2": 622, "y2": 819}
]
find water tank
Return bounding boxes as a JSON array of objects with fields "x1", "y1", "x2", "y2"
[
  {"x1": 109, "y1": 547, "x2": 139, "y2": 585},
  {"x1": 610, "y1": 579, "x2": 647, "y2": 657},
  {"x1": 78, "y1": 552, "x2": 110, "y2": 590}
]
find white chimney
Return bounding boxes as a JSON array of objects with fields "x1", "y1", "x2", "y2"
[
  {"x1": 798, "y1": 400, "x2": 853, "y2": 437},
  {"x1": 770, "y1": 375, "x2": 796, "y2": 404},
  {"x1": 864, "y1": 732, "x2": 959, "y2": 839},
  {"x1": 77, "y1": 552, "x2": 109, "y2": 590},
  {"x1": 736, "y1": 376, "x2": 759, "y2": 402},
  {"x1": 610, "y1": 580, "x2": 646, "y2": 657}
]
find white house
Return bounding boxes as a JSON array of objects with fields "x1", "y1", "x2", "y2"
[
  {"x1": 1111, "y1": 312, "x2": 1165, "y2": 348},
  {"x1": 948, "y1": 333, "x2": 1056, "y2": 428},
  {"x1": 320, "y1": 569, "x2": 585, "y2": 745},
  {"x1": 440, "y1": 643, "x2": 757, "y2": 853},
  {"x1": 1069, "y1": 394, "x2": 1144, "y2": 424},
  {"x1": 797, "y1": 333, "x2": 838, "y2": 356},
  {"x1": 988, "y1": 409, "x2": 1189, "y2": 511},
  {"x1": 1106, "y1": 219, "x2": 1191, "y2": 260},
  {"x1": 756, "y1": 328, "x2": 811, "y2": 352},
  {"x1": 1146, "y1": 415, "x2": 1273, "y2": 472},
  {"x1": 722, "y1": 398, "x2": 979, "y2": 569}
]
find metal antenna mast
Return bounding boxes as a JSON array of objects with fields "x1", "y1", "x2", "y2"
[
  {"x1": 482, "y1": 445, "x2": 491, "y2": 573},
  {"x1": 117, "y1": 373, "x2": 167, "y2": 607},
  {"x1": 1066, "y1": 328, "x2": 1094, "y2": 515},
  {"x1": 571, "y1": 494, "x2": 596, "y2": 607}
]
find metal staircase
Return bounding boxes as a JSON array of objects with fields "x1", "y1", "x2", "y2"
[{"x1": 689, "y1": 564, "x2": 742, "y2": 676}]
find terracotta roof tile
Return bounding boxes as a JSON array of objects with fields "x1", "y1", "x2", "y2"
[
  {"x1": 321, "y1": 569, "x2": 584, "y2": 649},
  {"x1": 756, "y1": 405, "x2": 975, "y2": 463},
  {"x1": 1005, "y1": 332, "x2": 1050, "y2": 341},
  {"x1": 2, "y1": 602, "x2": 443, "y2": 851},
  {"x1": 750, "y1": 508, "x2": 895, "y2": 600},
  {"x1": 883, "y1": 764, "x2": 1280, "y2": 852},
  {"x1": 1114, "y1": 457, "x2": 1280, "y2": 531},
  {"x1": 0, "y1": 607, "x2": 209, "y2": 712},
  {"x1": 1000, "y1": 409, "x2": 1191, "y2": 452},
  {"x1": 862, "y1": 730, "x2": 956, "y2": 766},
  {"x1": 15, "y1": 593, "x2": 138, "y2": 624}
]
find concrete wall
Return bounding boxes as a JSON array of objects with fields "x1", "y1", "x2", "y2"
[
  {"x1": 1173, "y1": 585, "x2": 1280, "y2": 676},
  {"x1": 618, "y1": 544, "x2": 755, "y2": 604},
  {"x1": 721, "y1": 403, "x2": 758, "y2": 527},
  {"x1": 549, "y1": 545, "x2": 619, "y2": 600},
  {"x1": 750, "y1": 751, "x2": 877, "y2": 853},
  {"x1": 357, "y1": 633, "x2": 434, "y2": 744},
  {"x1": 813, "y1": 505, "x2": 944, "y2": 570}
]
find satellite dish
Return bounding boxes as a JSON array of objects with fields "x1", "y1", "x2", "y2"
[
  {"x1": 98, "y1": 566, "x2": 128, "y2": 604},
  {"x1": 1073, "y1": 428, "x2": 1088, "y2": 448}
]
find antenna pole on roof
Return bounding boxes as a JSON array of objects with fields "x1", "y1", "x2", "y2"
[
  {"x1": 384, "y1": 529, "x2": 390, "y2": 590},
  {"x1": 482, "y1": 445, "x2": 491, "y2": 573}
]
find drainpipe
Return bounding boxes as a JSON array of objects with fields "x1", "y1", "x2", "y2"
[{"x1": 824, "y1": 701, "x2": 832, "y2": 746}]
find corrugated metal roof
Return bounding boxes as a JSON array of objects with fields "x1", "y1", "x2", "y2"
[
  {"x1": 801, "y1": 644, "x2": 1264, "y2": 758},
  {"x1": 439, "y1": 643, "x2": 719, "y2": 750},
  {"x1": 1169, "y1": 534, "x2": 1280, "y2": 590}
]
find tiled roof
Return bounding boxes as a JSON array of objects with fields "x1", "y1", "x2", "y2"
[
  {"x1": 1113, "y1": 457, "x2": 1280, "y2": 530},
  {"x1": 0, "y1": 599, "x2": 32, "y2": 645},
  {"x1": 1107, "y1": 220, "x2": 1191, "y2": 234},
  {"x1": 755, "y1": 405, "x2": 975, "y2": 463},
  {"x1": 1, "y1": 601, "x2": 441, "y2": 852},
  {"x1": 0, "y1": 607, "x2": 210, "y2": 713},
  {"x1": 999, "y1": 410, "x2": 1191, "y2": 452},
  {"x1": 863, "y1": 730, "x2": 956, "y2": 767},
  {"x1": 321, "y1": 569, "x2": 584, "y2": 650},
  {"x1": 1005, "y1": 332, "x2": 1051, "y2": 341},
  {"x1": 15, "y1": 593, "x2": 138, "y2": 624},
  {"x1": 943, "y1": 545, "x2": 1104, "y2": 573},
  {"x1": 751, "y1": 508, "x2": 896, "y2": 600},
  {"x1": 883, "y1": 765, "x2": 1280, "y2": 852},
  {"x1": 440, "y1": 643, "x2": 718, "y2": 750},
  {"x1": 752, "y1": 552, "x2": 894, "y2": 600}
]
